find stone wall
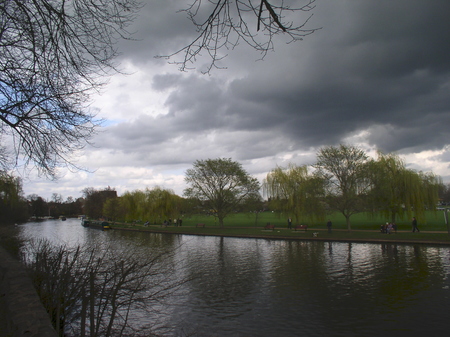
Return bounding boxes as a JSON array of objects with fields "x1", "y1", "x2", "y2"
[{"x1": 0, "y1": 246, "x2": 57, "y2": 337}]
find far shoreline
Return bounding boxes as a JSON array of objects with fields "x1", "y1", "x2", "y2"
[{"x1": 107, "y1": 225, "x2": 450, "y2": 246}]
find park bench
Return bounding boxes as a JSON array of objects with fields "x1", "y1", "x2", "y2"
[
  {"x1": 196, "y1": 223, "x2": 205, "y2": 228},
  {"x1": 294, "y1": 225, "x2": 308, "y2": 231},
  {"x1": 264, "y1": 223, "x2": 275, "y2": 231}
]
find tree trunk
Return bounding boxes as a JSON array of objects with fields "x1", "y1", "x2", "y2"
[
  {"x1": 346, "y1": 216, "x2": 352, "y2": 232},
  {"x1": 390, "y1": 211, "x2": 397, "y2": 224}
]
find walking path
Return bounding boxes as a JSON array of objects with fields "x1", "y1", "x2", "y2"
[{"x1": 0, "y1": 246, "x2": 57, "y2": 337}]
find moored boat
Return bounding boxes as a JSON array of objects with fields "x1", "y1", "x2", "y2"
[{"x1": 82, "y1": 220, "x2": 110, "y2": 230}]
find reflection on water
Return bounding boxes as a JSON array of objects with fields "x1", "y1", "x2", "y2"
[{"x1": 18, "y1": 219, "x2": 450, "y2": 336}]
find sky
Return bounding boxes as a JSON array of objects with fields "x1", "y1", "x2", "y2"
[{"x1": 22, "y1": 0, "x2": 450, "y2": 201}]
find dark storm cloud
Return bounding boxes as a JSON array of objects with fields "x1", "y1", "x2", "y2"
[
  {"x1": 117, "y1": 0, "x2": 197, "y2": 66},
  {"x1": 213, "y1": 0, "x2": 450, "y2": 153},
  {"x1": 106, "y1": 0, "x2": 450, "y2": 162},
  {"x1": 24, "y1": 1, "x2": 450, "y2": 199}
]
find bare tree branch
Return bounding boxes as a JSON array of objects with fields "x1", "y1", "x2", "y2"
[
  {"x1": 0, "y1": 0, "x2": 142, "y2": 177},
  {"x1": 158, "y1": 0, "x2": 319, "y2": 73}
]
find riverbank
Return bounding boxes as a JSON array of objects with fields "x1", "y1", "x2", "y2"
[
  {"x1": 0, "y1": 246, "x2": 57, "y2": 337},
  {"x1": 107, "y1": 223, "x2": 450, "y2": 246}
]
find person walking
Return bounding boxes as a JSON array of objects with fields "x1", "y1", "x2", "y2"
[
  {"x1": 327, "y1": 220, "x2": 332, "y2": 233},
  {"x1": 412, "y1": 217, "x2": 420, "y2": 232},
  {"x1": 288, "y1": 217, "x2": 292, "y2": 229}
]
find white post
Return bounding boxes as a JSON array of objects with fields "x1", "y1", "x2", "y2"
[{"x1": 444, "y1": 209, "x2": 450, "y2": 234}]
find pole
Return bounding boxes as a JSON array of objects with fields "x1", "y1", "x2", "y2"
[{"x1": 445, "y1": 209, "x2": 450, "y2": 235}]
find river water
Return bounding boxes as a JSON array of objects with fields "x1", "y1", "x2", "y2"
[{"x1": 17, "y1": 218, "x2": 450, "y2": 336}]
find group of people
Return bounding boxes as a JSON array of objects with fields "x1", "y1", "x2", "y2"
[
  {"x1": 286, "y1": 216, "x2": 421, "y2": 233},
  {"x1": 143, "y1": 218, "x2": 184, "y2": 226},
  {"x1": 380, "y1": 217, "x2": 420, "y2": 233},
  {"x1": 380, "y1": 222, "x2": 397, "y2": 234},
  {"x1": 163, "y1": 218, "x2": 183, "y2": 226},
  {"x1": 287, "y1": 217, "x2": 333, "y2": 233}
]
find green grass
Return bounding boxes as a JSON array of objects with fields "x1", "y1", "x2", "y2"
[
  {"x1": 111, "y1": 210, "x2": 450, "y2": 245},
  {"x1": 170, "y1": 210, "x2": 449, "y2": 231}
]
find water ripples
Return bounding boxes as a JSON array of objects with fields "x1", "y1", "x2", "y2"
[{"x1": 17, "y1": 219, "x2": 450, "y2": 336}]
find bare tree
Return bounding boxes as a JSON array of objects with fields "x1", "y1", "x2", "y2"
[
  {"x1": 314, "y1": 144, "x2": 372, "y2": 232},
  {"x1": 24, "y1": 239, "x2": 188, "y2": 336},
  {"x1": 184, "y1": 158, "x2": 261, "y2": 227},
  {"x1": 160, "y1": 0, "x2": 319, "y2": 73},
  {"x1": 1, "y1": 0, "x2": 317, "y2": 177},
  {"x1": 0, "y1": 0, "x2": 142, "y2": 177}
]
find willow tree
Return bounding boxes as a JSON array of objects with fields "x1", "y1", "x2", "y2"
[
  {"x1": 116, "y1": 187, "x2": 181, "y2": 224},
  {"x1": 144, "y1": 187, "x2": 181, "y2": 224},
  {"x1": 103, "y1": 197, "x2": 126, "y2": 222},
  {"x1": 263, "y1": 164, "x2": 324, "y2": 224},
  {"x1": 368, "y1": 152, "x2": 441, "y2": 223},
  {"x1": 314, "y1": 144, "x2": 372, "y2": 231},
  {"x1": 120, "y1": 190, "x2": 147, "y2": 222}
]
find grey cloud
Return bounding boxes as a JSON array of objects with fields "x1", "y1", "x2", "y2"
[
  {"x1": 100, "y1": 1, "x2": 450, "y2": 164},
  {"x1": 25, "y1": 1, "x2": 450, "y2": 200},
  {"x1": 117, "y1": 0, "x2": 197, "y2": 66},
  {"x1": 214, "y1": 1, "x2": 450, "y2": 152},
  {"x1": 152, "y1": 73, "x2": 183, "y2": 91}
]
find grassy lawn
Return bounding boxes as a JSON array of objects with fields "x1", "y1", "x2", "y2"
[
  {"x1": 111, "y1": 210, "x2": 450, "y2": 245},
  {"x1": 151, "y1": 210, "x2": 449, "y2": 231}
]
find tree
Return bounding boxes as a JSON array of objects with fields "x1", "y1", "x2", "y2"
[
  {"x1": 0, "y1": 0, "x2": 142, "y2": 176},
  {"x1": 438, "y1": 183, "x2": 450, "y2": 205},
  {"x1": 0, "y1": 171, "x2": 28, "y2": 223},
  {"x1": 368, "y1": 152, "x2": 441, "y2": 223},
  {"x1": 82, "y1": 187, "x2": 118, "y2": 219},
  {"x1": 119, "y1": 189, "x2": 147, "y2": 222},
  {"x1": 184, "y1": 158, "x2": 260, "y2": 227},
  {"x1": 61, "y1": 196, "x2": 83, "y2": 217},
  {"x1": 240, "y1": 192, "x2": 265, "y2": 227},
  {"x1": 25, "y1": 239, "x2": 187, "y2": 336},
  {"x1": 114, "y1": 187, "x2": 181, "y2": 223},
  {"x1": 314, "y1": 144, "x2": 372, "y2": 231},
  {"x1": 1, "y1": 0, "x2": 317, "y2": 177},
  {"x1": 162, "y1": 0, "x2": 319, "y2": 73},
  {"x1": 103, "y1": 197, "x2": 125, "y2": 222},
  {"x1": 27, "y1": 194, "x2": 47, "y2": 218},
  {"x1": 145, "y1": 187, "x2": 181, "y2": 224},
  {"x1": 263, "y1": 163, "x2": 325, "y2": 224}
]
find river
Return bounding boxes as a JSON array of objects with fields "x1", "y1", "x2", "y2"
[{"x1": 17, "y1": 218, "x2": 450, "y2": 336}]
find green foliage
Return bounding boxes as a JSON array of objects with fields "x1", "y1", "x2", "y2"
[
  {"x1": 368, "y1": 152, "x2": 441, "y2": 223},
  {"x1": 0, "y1": 171, "x2": 28, "y2": 224},
  {"x1": 119, "y1": 189, "x2": 146, "y2": 221},
  {"x1": 263, "y1": 164, "x2": 325, "y2": 224},
  {"x1": 83, "y1": 187, "x2": 117, "y2": 219},
  {"x1": 145, "y1": 187, "x2": 181, "y2": 222},
  {"x1": 103, "y1": 197, "x2": 125, "y2": 222},
  {"x1": 184, "y1": 158, "x2": 260, "y2": 227},
  {"x1": 315, "y1": 144, "x2": 372, "y2": 231},
  {"x1": 114, "y1": 187, "x2": 181, "y2": 223}
]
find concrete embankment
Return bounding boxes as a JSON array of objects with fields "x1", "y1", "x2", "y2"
[{"x1": 0, "y1": 246, "x2": 57, "y2": 337}]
